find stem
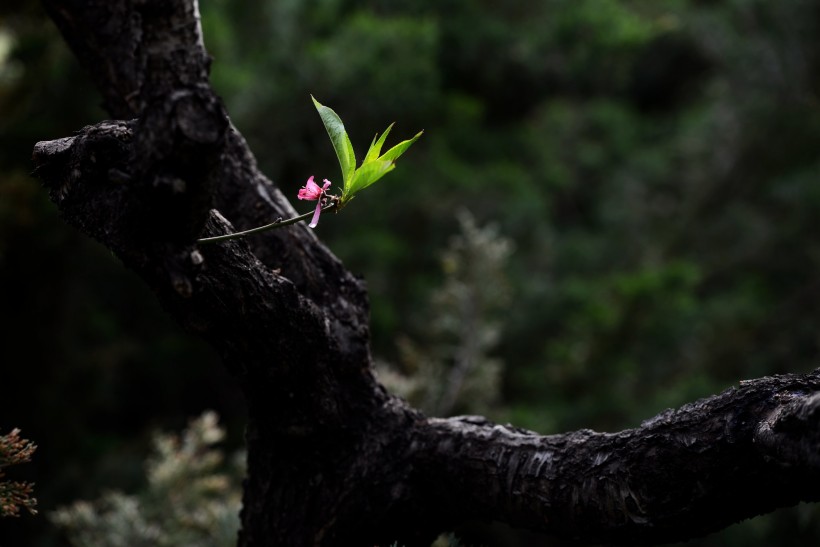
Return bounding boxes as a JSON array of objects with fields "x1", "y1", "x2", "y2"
[{"x1": 197, "y1": 202, "x2": 338, "y2": 244}]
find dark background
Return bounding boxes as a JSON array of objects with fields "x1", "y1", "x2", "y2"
[{"x1": 2, "y1": 0, "x2": 820, "y2": 544}]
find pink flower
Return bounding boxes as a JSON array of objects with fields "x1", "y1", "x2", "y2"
[{"x1": 297, "y1": 176, "x2": 331, "y2": 228}]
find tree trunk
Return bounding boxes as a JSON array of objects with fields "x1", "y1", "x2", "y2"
[{"x1": 33, "y1": 1, "x2": 820, "y2": 545}]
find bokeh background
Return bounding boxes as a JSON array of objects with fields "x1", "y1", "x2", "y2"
[{"x1": 2, "y1": 0, "x2": 820, "y2": 545}]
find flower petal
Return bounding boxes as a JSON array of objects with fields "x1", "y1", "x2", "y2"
[
  {"x1": 308, "y1": 199, "x2": 323, "y2": 228},
  {"x1": 298, "y1": 176, "x2": 322, "y2": 200}
]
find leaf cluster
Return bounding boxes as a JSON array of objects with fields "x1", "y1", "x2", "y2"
[{"x1": 312, "y1": 95, "x2": 422, "y2": 207}]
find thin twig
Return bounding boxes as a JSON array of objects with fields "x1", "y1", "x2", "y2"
[{"x1": 197, "y1": 201, "x2": 338, "y2": 244}]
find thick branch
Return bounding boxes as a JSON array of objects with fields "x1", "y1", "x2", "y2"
[
  {"x1": 32, "y1": 119, "x2": 387, "y2": 546},
  {"x1": 408, "y1": 370, "x2": 820, "y2": 545},
  {"x1": 31, "y1": 120, "x2": 374, "y2": 418}
]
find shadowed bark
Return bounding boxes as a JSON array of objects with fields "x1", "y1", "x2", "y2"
[{"x1": 33, "y1": 1, "x2": 820, "y2": 545}]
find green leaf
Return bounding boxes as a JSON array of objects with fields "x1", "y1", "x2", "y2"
[
  {"x1": 312, "y1": 96, "x2": 356, "y2": 187},
  {"x1": 312, "y1": 96, "x2": 422, "y2": 205},
  {"x1": 364, "y1": 123, "x2": 394, "y2": 163},
  {"x1": 346, "y1": 159, "x2": 395, "y2": 198},
  {"x1": 378, "y1": 130, "x2": 424, "y2": 163}
]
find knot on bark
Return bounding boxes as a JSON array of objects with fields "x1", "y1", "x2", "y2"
[
  {"x1": 32, "y1": 121, "x2": 139, "y2": 252},
  {"x1": 31, "y1": 86, "x2": 228, "y2": 248},
  {"x1": 33, "y1": 121, "x2": 133, "y2": 204},
  {"x1": 755, "y1": 391, "x2": 820, "y2": 468}
]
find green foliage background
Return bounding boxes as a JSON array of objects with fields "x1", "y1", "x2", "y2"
[{"x1": 2, "y1": 0, "x2": 820, "y2": 544}]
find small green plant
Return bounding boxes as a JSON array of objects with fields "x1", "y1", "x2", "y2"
[
  {"x1": 197, "y1": 97, "x2": 422, "y2": 243},
  {"x1": 311, "y1": 96, "x2": 423, "y2": 210},
  {"x1": 0, "y1": 428, "x2": 37, "y2": 517},
  {"x1": 51, "y1": 412, "x2": 244, "y2": 547}
]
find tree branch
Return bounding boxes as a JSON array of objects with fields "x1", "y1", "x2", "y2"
[
  {"x1": 31, "y1": 119, "x2": 373, "y2": 418},
  {"x1": 409, "y1": 370, "x2": 820, "y2": 545},
  {"x1": 31, "y1": 115, "x2": 388, "y2": 546}
]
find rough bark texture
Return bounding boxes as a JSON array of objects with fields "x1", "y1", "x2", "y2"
[{"x1": 33, "y1": 1, "x2": 820, "y2": 546}]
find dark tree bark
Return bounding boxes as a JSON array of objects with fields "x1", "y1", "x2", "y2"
[{"x1": 32, "y1": 1, "x2": 820, "y2": 545}]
